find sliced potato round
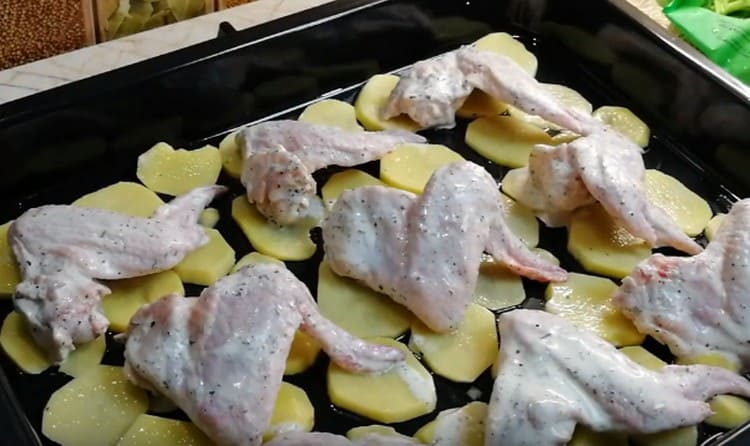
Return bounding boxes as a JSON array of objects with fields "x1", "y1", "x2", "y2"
[
  {"x1": 285, "y1": 331, "x2": 321, "y2": 375},
  {"x1": 414, "y1": 401, "x2": 488, "y2": 446},
  {"x1": 644, "y1": 170, "x2": 712, "y2": 237},
  {"x1": 503, "y1": 193, "x2": 539, "y2": 247},
  {"x1": 705, "y1": 213, "x2": 725, "y2": 242},
  {"x1": 347, "y1": 425, "x2": 412, "y2": 441},
  {"x1": 473, "y1": 258, "x2": 525, "y2": 311},
  {"x1": 218, "y1": 131, "x2": 243, "y2": 179},
  {"x1": 42, "y1": 365, "x2": 149, "y2": 446},
  {"x1": 456, "y1": 90, "x2": 507, "y2": 120},
  {"x1": 545, "y1": 273, "x2": 645, "y2": 346},
  {"x1": 298, "y1": 99, "x2": 363, "y2": 132},
  {"x1": 567, "y1": 204, "x2": 651, "y2": 279},
  {"x1": 58, "y1": 335, "x2": 106, "y2": 377},
  {"x1": 264, "y1": 382, "x2": 315, "y2": 441},
  {"x1": 232, "y1": 252, "x2": 284, "y2": 274},
  {"x1": 380, "y1": 143, "x2": 464, "y2": 194},
  {"x1": 619, "y1": 346, "x2": 665, "y2": 371},
  {"x1": 410, "y1": 303, "x2": 498, "y2": 383},
  {"x1": 321, "y1": 169, "x2": 385, "y2": 209},
  {"x1": 116, "y1": 414, "x2": 212, "y2": 446},
  {"x1": 593, "y1": 106, "x2": 650, "y2": 148},
  {"x1": 102, "y1": 270, "x2": 184, "y2": 333},
  {"x1": 137, "y1": 142, "x2": 222, "y2": 196},
  {"x1": 354, "y1": 74, "x2": 421, "y2": 132},
  {"x1": 465, "y1": 115, "x2": 561, "y2": 168},
  {"x1": 328, "y1": 337, "x2": 436, "y2": 423},
  {"x1": 631, "y1": 426, "x2": 698, "y2": 446},
  {"x1": 532, "y1": 248, "x2": 560, "y2": 266},
  {"x1": 501, "y1": 167, "x2": 547, "y2": 212},
  {"x1": 0, "y1": 221, "x2": 20, "y2": 296},
  {"x1": 174, "y1": 228, "x2": 235, "y2": 286},
  {"x1": 675, "y1": 351, "x2": 741, "y2": 373},
  {"x1": 317, "y1": 261, "x2": 411, "y2": 339},
  {"x1": 72, "y1": 181, "x2": 165, "y2": 217},
  {"x1": 231, "y1": 197, "x2": 317, "y2": 261},
  {"x1": 198, "y1": 208, "x2": 219, "y2": 228},
  {"x1": 706, "y1": 395, "x2": 750, "y2": 429},
  {"x1": 472, "y1": 32, "x2": 538, "y2": 75},
  {"x1": 508, "y1": 84, "x2": 592, "y2": 130},
  {"x1": 570, "y1": 427, "x2": 628, "y2": 446}
]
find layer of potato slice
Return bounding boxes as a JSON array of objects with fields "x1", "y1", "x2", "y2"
[
  {"x1": 198, "y1": 208, "x2": 219, "y2": 228},
  {"x1": 567, "y1": 204, "x2": 651, "y2": 279},
  {"x1": 414, "y1": 401, "x2": 488, "y2": 445},
  {"x1": 593, "y1": 106, "x2": 650, "y2": 148},
  {"x1": 503, "y1": 194, "x2": 539, "y2": 247},
  {"x1": 173, "y1": 228, "x2": 235, "y2": 286},
  {"x1": 569, "y1": 427, "x2": 628, "y2": 446},
  {"x1": 473, "y1": 258, "x2": 526, "y2": 311},
  {"x1": 675, "y1": 351, "x2": 741, "y2": 373},
  {"x1": 0, "y1": 221, "x2": 20, "y2": 296},
  {"x1": 644, "y1": 170, "x2": 712, "y2": 237},
  {"x1": 42, "y1": 365, "x2": 149, "y2": 446},
  {"x1": 73, "y1": 181, "x2": 165, "y2": 217},
  {"x1": 328, "y1": 337, "x2": 436, "y2": 423},
  {"x1": 232, "y1": 251, "x2": 284, "y2": 274},
  {"x1": 456, "y1": 91, "x2": 508, "y2": 120},
  {"x1": 58, "y1": 335, "x2": 107, "y2": 378},
  {"x1": 137, "y1": 142, "x2": 222, "y2": 196},
  {"x1": 317, "y1": 261, "x2": 411, "y2": 339},
  {"x1": 347, "y1": 425, "x2": 411, "y2": 441},
  {"x1": 410, "y1": 303, "x2": 498, "y2": 382},
  {"x1": 705, "y1": 213, "x2": 725, "y2": 242},
  {"x1": 101, "y1": 270, "x2": 184, "y2": 333},
  {"x1": 218, "y1": 131, "x2": 243, "y2": 179},
  {"x1": 231, "y1": 197, "x2": 317, "y2": 261},
  {"x1": 508, "y1": 84, "x2": 592, "y2": 130},
  {"x1": 321, "y1": 169, "x2": 385, "y2": 209},
  {"x1": 264, "y1": 382, "x2": 315, "y2": 441},
  {"x1": 545, "y1": 273, "x2": 644, "y2": 346},
  {"x1": 285, "y1": 330, "x2": 321, "y2": 375},
  {"x1": 355, "y1": 74, "x2": 421, "y2": 131},
  {"x1": 298, "y1": 99, "x2": 363, "y2": 132},
  {"x1": 380, "y1": 143, "x2": 464, "y2": 194},
  {"x1": 116, "y1": 414, "x2": 213, "y2": 446}
]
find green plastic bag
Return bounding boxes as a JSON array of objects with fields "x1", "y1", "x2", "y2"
[{"x1": 663, "y1": 0, "x2": 750, "y2": 84}]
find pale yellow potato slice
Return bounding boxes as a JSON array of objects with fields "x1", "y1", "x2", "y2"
[
  {"x1": 593, "y1": 106, "x2": 650, "y2": 148},
  {"x1": 410, "y1": 303, "x2": 498, "y2": 382},
  {"x1": 231, "y1": 197, "x2": 317, "y2": 261},
  {"x1": 380, "y1": 143, "x2": 464, "y2": 194},
  {"x1": 264, "y1": 382, "x2": 315, "y2": 441},
  {"x1": 644, "y1": 170, "x2": 712, "y2": 237},
  {"x1": 42, "y1": 365, "x2": 149, "y2": 446},
  {"x1": 619, "y1": 346, "x2": 665, "y2": 371},
  {"x1": 173, "y1": 228, "x2": 235, "y2": 286},
  {"x1": 501, "y1": 167, "x2": 547, "y2": 211},
  {"x1": 72, "y1": 181, "x2": 165, "y2": 217},
  {"x1": 414, "y1": 401, "x2": 488, "y2": 445},
  {"x1": 354, "y1": 74, "x2": 422, "y2": 132},
  {"x1": 198, "y1": 207, "x2": 219, "y2": 227},
  {"x1": 532, "y1": 247, "x2": 560, "y2": 266},
  {"x1": 101, "y1": 270, "x2": 184, "y2": 333},
  {"x1": 317, "y1": 261, "x2": 410, "y2": 339},
  {"x1": 347, "y1": 425, "x2": 410, "y2": 441},
  {"x1": 503, "y1": 193, "x2": 539, "y2": 247},
  {"x1": 569, "y1": 426, "x2": 628, "y2": 446},
  {"x1": 472, "y1": 32, "x2": 538, "y2": 75},
  {"x1": 567, "y1": 204, "x2": 651, "y2": 279},
  {"x1": 705, "y1": 213, "x2": 725, "y2": 242},
  {"x1": 137, "y1": 142, "x2": 222, "y2": 196},
  {"x1": 58, "y1": 335, "x2": 106, "y2": 377},
  {"x1": 231, "y1": 251, "x2": 284, "y2": 274},
  {"x1": 675, "y1": 352, "x2": 740, "y2": 373},
  {"x1": 116, "y1": 414, "x2": 212, "y2": 446},
  {"x1": 321, "y1": 169, "x2": 385, "y2": 209},
  {"x1": 545, "y1": 273, "x2": 644, "y2": 346},
  {"x1": 218, "y1": 131, "x2": 243, "y2": 179},
  {"x1": 631, "y1": 427, "x2": 698, "y2": 446},
  {"x1": 456, "y1": 90, "x2": 508, "y2": 120},
  {"x1": 473, "y1": 258, "x2": 525, "y2": 311},
  {"x1": 706, "y1": 395, "x2": 750, "y2": 429},
  {"x1": 298, "y1": 99, "x2": 363, "y2": 132},
  {"x1": 285, "y1": 331, "x2": 321, "y2": 375},
  {"x1": 508, "y1": 84, "x2": 592, "y2": 130},
  {"x1": 328, "y1": 337, "x2": 436, "y2": 423},
  {"x1": 0, "y1": 221, "x2": 20, "y2": 296}
]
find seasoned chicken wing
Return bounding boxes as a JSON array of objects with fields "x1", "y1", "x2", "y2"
[
  {"x1": 486, "y1": 309, "x2": 750, "y2": 446},
  {"x1": 614, "y1": 198, "x2": 750, "y2": 369},
  {"x1": 123, "y1": 263, "x2": 405, "y2": 446},
  {"x1": 9, "y1": 185, "x2": 225, "y2": 362},
  {"x1": 322, "y1": 161, "x2": 565, "y2": 332},
  {"x1": 238, "y1": 120, "x2": 425, "y2": 225}
]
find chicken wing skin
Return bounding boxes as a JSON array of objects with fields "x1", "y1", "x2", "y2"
[
  {"x1": 9, "y1": 185, "x2": 225, "y2": 362},
  {"x1": 486, "y1": 309, "x2": 750, "y2": 446},
  {"x1": 123, "y1": 263, "x2": 405, "y2": 446},
  {"x1": 238, "y1": 120, "x2": 425, "y2": 225},
  {"x1": 614, "y1": 198, "x2": 750, "y2": 369},
  {"x1": 322, "y1": 161, "x2": 565, "y2": 332}
]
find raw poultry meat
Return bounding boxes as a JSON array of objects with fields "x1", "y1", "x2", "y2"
[
  {"x1": 486, "y1": 309, "x2": 750, "y2": 446},
  {"x1": 614, "y1": 198, "x2": 750, "y2": 369},
  {"x1": 322, "y1": 161, "x2": 566, "y2": 332},
  {"x1": 238, "y1": 120, "x2": 425, "y2": 225},
  {"x1": 265, "y1": 432, "x2": 420, "y2": 446},
  {"x1": 122, "y1": 263, "x2": 405, "y2": 446},
  {"x1": 9, "y1": 185, "x2": 225, "y2": 363}
]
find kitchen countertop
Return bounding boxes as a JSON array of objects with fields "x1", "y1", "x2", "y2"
[{"x1": 0, "y1": 0, "x2": 668, "y2": 106}]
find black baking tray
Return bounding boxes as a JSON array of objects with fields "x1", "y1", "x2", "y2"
[{"x1": 1, "y1": 0, "x2": 749, "y2": 445}]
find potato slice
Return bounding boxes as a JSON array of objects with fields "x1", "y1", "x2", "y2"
[
  {"x1": 219, "y1": 131, "x2": 243, "y2": 179},
  {"x1": 354, "y1": 74, "x2": 421, "y2": 132},
  {"x1": 232, "y1": 251, "x2": 284, "y2": 274},
  {"x1": 298, "y1": 99, "x2": 363, "y2": 132},
  {"x1": 472, "y1": 32, "x2": 538, "y2": 75},
  {"x1": 503, "y1": 193, "x2": 539, "y2": 247},
  {"x1": 456, "y1": 90, "x2": 508, "y2": 120},
  {"x1": 0, "y1": 221, "x2": 20, "y2": 295},
  {"x1": 545, "y1": 273, "x2": 645, "y2": 346},
  {"x1": 321, "y1": 169, "x2": 385, "y2": 209},
  {"x1": 328, "y1": 337, "x2": 436, "y2": 423},
  {"x1": 501, "y1": 167, "x2": 547, "y2": 211},
  {"x1": 567, "y1": 204, "x2": 651, "y2": 279},
  {"x1": 593, "y1": 106, "x2": 650, "y2": 148},
  {"x1": 631, "y1": 427, "x2": 698, "y2": 446},
  {"x1": 410, "y1": 303, "x2": 498, "y2": 382},
  {"x1": 317, "y1": 261, "x2": 410, "y2": 339},
  {"x1": 508, "y1": 84, "x2": 592, "y2": 130},
  {"x1": 231, "y1": 197, "x2": 317, "y2": 261},
  {"x1": 380, "y1": 143, "x2": 464, "y2": 193},
  {"x1": 174, "y1": 228, "x2": 235, "y2": 286},
  {"x1": 58, "y1": 335, "x2": 106, "y2": 377},
  {"x1": 198, "y1": 208, "x2": 219, "y2": 227},
  {"x1": 473, "y1": 258, "x2": 526, "y2": 311},
  {"x1": 72, "y1": 181, "x2": 165, "y2": 217},
  {"x1": 137, "y1": 142, "x2": 222, "y2": 196},
  {"x1": 532, "y1": 247, "x2": 560, "y2": 266},
  {"x1": 675, "y1": 352, "x2": 740, "y2": 373},
  {"x1": 569, "y1": 427, "x2": 628, "y2": 446},
  {"x1": 285, "y1": 331, "x2": 321, "y2": 375},
  {"x1": 619, "y1": 346, "x2": 665, "y2": 371},
  {"x1": 101, "y1": 270, "x2": 184, "y2": 333},
  {"x1": 264, "y1": 382, "x2": 315, "y2": 441},
  {"x1": 116, "y1": 414, "x2": 212, "y2": 446},
  {"x1": 414, "y1": 401, "x2": 488, "y2": 445},
  {"x1": 705, "y1": 213, "x2": 725, "y2": 242},
  {"x1": 644, "y1": 170, "x2": 712, "y2": 237},
  {"x1": 42, "y1": 365, "x2": 149, "y2": 446},
  {"x1": 347, "y1": 425, "x2": 410, "y2": 441},
  {"x1": 706, "y1": 395, "x2": 750, "y2": 429}
]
